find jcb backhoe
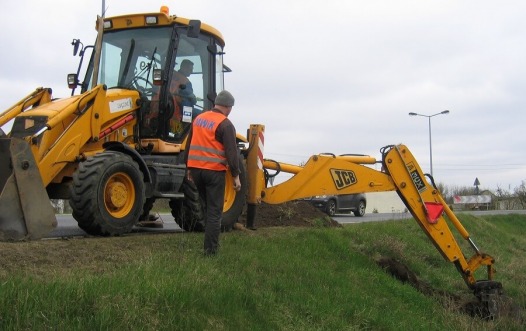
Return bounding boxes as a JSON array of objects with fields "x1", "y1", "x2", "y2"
[{"x1": 0, "y1": 7, "x2": 503, "y2": 318}]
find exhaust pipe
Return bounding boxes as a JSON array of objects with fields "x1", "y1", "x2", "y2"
[{"x1": 0, "y1": 138, "x2": 57, "y2": 241}]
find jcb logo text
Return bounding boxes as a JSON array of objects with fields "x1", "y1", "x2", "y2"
[{"x1": 330, "y1": 169, "x2": 357, "y2": 190}]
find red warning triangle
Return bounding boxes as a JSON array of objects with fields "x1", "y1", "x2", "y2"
[{"x1": 425, "y1": 202, "x2": 444, "y2": 224}]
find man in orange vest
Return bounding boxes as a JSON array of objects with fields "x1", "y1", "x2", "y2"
[{"x1": 186, "y1": 90, "x2": 241, "y2": 256}]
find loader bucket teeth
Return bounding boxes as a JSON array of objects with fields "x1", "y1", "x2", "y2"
[{"x1": 0, "y1": 138, "x2": 57, "y2": 241}]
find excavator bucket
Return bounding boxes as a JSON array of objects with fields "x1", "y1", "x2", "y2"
[{"x1": 0, "y1": 138, "x2": 57, "y2": 241}]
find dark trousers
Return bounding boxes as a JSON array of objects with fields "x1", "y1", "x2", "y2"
[{"x1": 189, "y1": 168, "x2": 226, "y2": 254}]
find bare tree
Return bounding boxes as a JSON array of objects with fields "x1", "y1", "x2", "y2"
[{"x1": 514, "y1": 181, "x2": 526, "y2": 209}]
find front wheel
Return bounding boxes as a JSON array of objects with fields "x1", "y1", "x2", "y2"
[
  {"x1": 70, "y1": 152, "x2": 145, "y2": 236},
  {"x1": 354, "y1": 200, "x2": 366, "y2": 217}
]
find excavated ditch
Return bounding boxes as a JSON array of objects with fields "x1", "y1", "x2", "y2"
[
  {"x1": 244, "y1": 201, "x2": 523, "y2": 323},
  {"x1": 376, "y1": 257, "x2": 523, "y2": 321}
]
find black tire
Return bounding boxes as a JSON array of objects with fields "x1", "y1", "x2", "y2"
[
  {"x1": 354, "y1": 200, "x2": 366, "y2": 217},
  {"x1": 326, "y1": 199, "x2": 337, "y2": 216},
  {"x1": 139, "y1": 197, "x2": 156, "y2": 221},
  {"x1": 170, "y1": 179, "x2": 205, "y2": 232},
  {"x1": 171, "y1": 153, "x2": 247, "y2": 232},
  {"x1": 70, "y1": 152, "x2": 145, "y2": 236}
]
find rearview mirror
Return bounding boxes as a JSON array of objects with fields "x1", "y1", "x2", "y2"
[{"x1": 71, "y1": 39, "x2": 81, "y2": 56}]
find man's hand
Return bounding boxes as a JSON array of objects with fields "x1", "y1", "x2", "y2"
[{"x1": 233, "y1": 175, "x2": 241, "y2": 192}]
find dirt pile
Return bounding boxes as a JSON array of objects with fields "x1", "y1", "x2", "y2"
[{"x1": 238, "y1": 201, "x2": 340, "y2": 228}]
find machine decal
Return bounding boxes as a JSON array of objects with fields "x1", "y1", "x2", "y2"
[
  {"x1": 109, "y1": 98, "x2": 133, "y2": 113},
  {"x1": 330, "y1": 168, "x2": 357, "y2": 190},
  {"x1": 407, "y1": 161, "x2": 426, "y2": 192},
  {"x1": 182, "y1": 106, "x2": 193, "y2": 123}
]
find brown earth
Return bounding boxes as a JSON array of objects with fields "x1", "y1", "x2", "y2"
[{"x1": 237, "y1": 200, "x2": 341, "y2": 228}]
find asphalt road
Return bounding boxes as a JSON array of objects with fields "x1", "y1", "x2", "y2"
[
  {"x1": 47, "y1": 214, "x2": 183, "y2": 239},
  {"x1": 45, "y1": 210, "x2": 526, "y2": 239}
]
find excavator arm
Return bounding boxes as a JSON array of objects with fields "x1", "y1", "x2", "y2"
[
  {"x1": 0, "y1": 87, "x2": 53, "y2": 129},
  {"x1": 381, "y1": 144, "x2": 496, "y2": 287},
  {"x1": 245, "y1": 124, "x2": 502, "y2": 316}
]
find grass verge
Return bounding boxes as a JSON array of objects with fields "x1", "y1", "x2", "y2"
[{"x1": 0, "y1": 214, "x2": 524, "y2": 330}]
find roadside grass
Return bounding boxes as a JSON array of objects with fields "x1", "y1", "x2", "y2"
[{"x1": 0, "y1": 215, "x2": 524, "y2": 330}]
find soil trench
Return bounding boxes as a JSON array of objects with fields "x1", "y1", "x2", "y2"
[{"x1": 376, "y1": 257, "x2": 523, "y2": 322}]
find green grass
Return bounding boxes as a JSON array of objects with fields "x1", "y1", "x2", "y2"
[{"x1": 0, "y1": 215, "x2": 524, "y2": 330}]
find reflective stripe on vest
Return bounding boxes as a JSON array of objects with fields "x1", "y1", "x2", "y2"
[{"x1": 187, "y1": 111, "x2": 228, "y2": 171}]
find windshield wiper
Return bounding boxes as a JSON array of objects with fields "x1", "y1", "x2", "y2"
[
  {"x1": 125, "y1": 47, "x2": 158, "y2": 89},
  {"x1": 118, "y1": 38, "x2": 136, "y2": 87}
]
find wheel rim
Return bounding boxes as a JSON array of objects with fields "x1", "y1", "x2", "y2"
[
  {"x1": 223, "y1": 184, "x2": 235, "y2": 212},
  {"x1": 359, "y1": 202, "x2": 365, "y2": 215},
  {"x1": 222, "y1": 168, "x2": 237, "y2": 212},
  {"x1": 104, "y1": 172, "x2": 136, "y2": 218},
  {"x1": 329, "y1": 201, "x2": 336, "y2": 215}
]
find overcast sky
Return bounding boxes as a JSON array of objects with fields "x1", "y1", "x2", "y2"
[{"x1": 1, "y1": 1, "x2": 525, "y2": 192}]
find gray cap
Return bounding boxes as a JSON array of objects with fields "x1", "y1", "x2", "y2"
[{"x1": 215, "y1": 90, "x2": 235, "y2": 107}]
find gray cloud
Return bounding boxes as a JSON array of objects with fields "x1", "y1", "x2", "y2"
[{"x1": 1, "y1": 0, "x2": 524, "y2": 190}]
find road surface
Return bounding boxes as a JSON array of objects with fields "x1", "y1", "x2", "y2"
[
  {"x1": 45, "y1": 210, "x2": 526, "y2": 239},
  {"x1": 47, "y1": 213, "x2": 183, "y2": 239}
]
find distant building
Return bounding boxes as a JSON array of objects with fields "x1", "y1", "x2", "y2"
[{"x1": 365, "y1": 192, "x2": 407, "y2": 214}]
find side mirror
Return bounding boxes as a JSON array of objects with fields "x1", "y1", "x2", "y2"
[
  {"x1": 71, "y1": 39, "x2": 81, "y2": 56},
  {"x1": 187, "y1": 20, "x2": 201, "y2": 38},
  {"x1": 67, "y1": 74, "x2": 78, "y2": 89}
]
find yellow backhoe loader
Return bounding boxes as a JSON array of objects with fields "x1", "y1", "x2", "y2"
[{"x1": 0, "y1": 7, "x2": 503, "y2": 318}]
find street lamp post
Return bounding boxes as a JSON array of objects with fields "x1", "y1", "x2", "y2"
[{"x1": 408, "y1": 110, "x2": 450, "y2": 177}]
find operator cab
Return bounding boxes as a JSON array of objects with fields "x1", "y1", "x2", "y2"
[{"x1": 69, "y1": 8, "x2": 227, "y2": 145}]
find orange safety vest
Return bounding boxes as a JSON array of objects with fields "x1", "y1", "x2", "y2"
[{"x1": 187, "y1": 111, "x2": 228, "y2": 171}]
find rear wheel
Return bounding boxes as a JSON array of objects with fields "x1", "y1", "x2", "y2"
[
  {"x1": 171, "y1": 179, "x2": 205, "y2": 232},
  {"x1": 326, "y1": 199, "x2": 337, "y2": 216},
  {"x1": 221, "y1": 155, "x2": 247, "y2": 231},
  {"x1": 139, "y1": 197, "x2": 156, "y2": 221},
  {"x1": 172, "y1": 153, "x2": 246, "y2": 232},
  {"x1": 354, "y1": 200, "x2": 366, "y2": 217},
  {"x1": 70, "y1": 152, "x2": 145, "y2": 236}
]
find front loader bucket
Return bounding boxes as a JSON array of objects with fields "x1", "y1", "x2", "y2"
[{"x1": 0, "y1": 138, "x2": 57, "y2": 241}]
